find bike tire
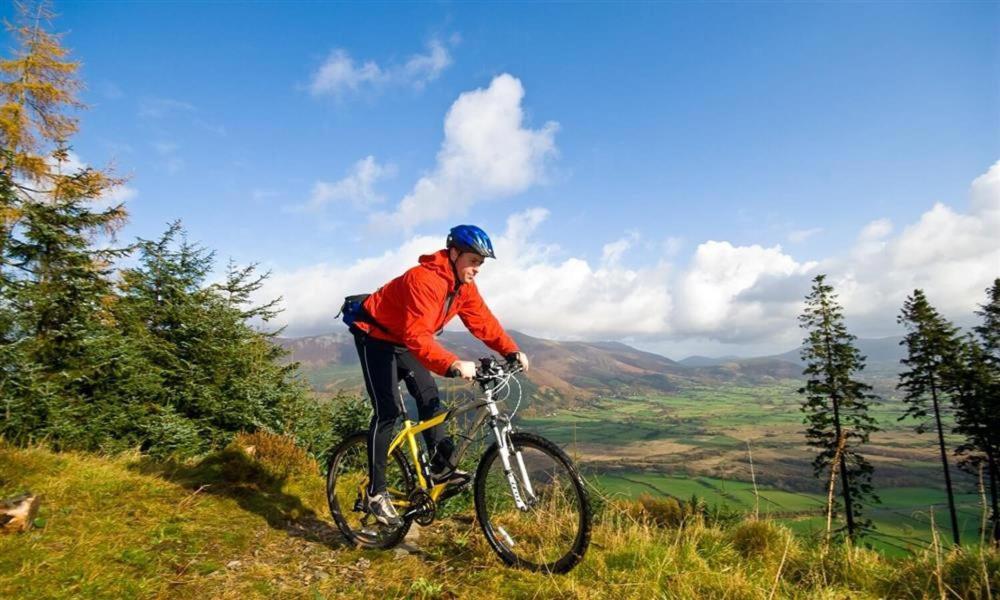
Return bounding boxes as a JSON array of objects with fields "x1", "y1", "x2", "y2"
[
  {"x1": 326, "y1": 431, "x2": 414, "y2": 549},
  {"x1": 473, "y1": 432, "x2": 592, "y2": 574}
]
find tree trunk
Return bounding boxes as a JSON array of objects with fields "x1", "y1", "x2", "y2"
[
  {"x1": 0, "y1": 494, "x2": 39, "y2": 533},
  {"x1": 822, "y1": 321, "x2": 856, "y2": 540},
  {"x1": 826, "y1": 434, "x2": 848, "y2": 542},
  {"x1": 988, "y1": 452, "x2": 1000, "y2": 544},
  {"x1": 831, "y1": 394, "x2": 856, "y2": 538},
  {"x1": 930, "y1": 382, "x2": 960, "y2": 545}
]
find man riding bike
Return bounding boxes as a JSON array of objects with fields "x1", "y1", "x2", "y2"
[{"x1": 347, "y1": 225, "x2": 529, "y2": 527}]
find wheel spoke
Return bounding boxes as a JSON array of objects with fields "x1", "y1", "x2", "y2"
[
  {"x1": 326, "y1": 432, "x2": 413, "y2": 548},
  {"x1": 474, "y1": 433, "x2": 591, "y2": 573}
]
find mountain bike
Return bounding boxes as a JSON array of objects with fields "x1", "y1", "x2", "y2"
[{"x1": 325, "y1": 356, "x2": 592, "y2": 574}]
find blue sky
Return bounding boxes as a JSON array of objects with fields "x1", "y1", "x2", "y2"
[{"x1": 4, "y1": 2, "x2": 998, "y2": 357}]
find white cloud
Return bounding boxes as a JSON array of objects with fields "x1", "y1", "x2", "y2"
[
  {"x1": 259, "y1": 210, "x2": 671, "y2": 339},
  {"x1": 787, "y1": 227, "x2": 822, "y2": 243},
  {"x1": 860, "y1": 218, "x2": 893, "y2": 241},
  {"x1": 261, "y1": 160, "x2": 1000, "y2": 352},
  {"x1": 835, "y1": 160, "x2": 1000, "y2": 326},
  {"x1": 293, "y1": 156, "x2": 396, "y2": 213},
  {"x1": 104, "y1": 184, "x2": 137, "y2": 204},
  {"x1": 259, "y1": 234, "x2": 444, "y2": 335},
  {"x1": 601, "y1": 231, "x2": 640, "y2": 265},
  {"x1": 399, "y1": 39, "x2": 452, "y2": 91},
  {"x1": 370, "y1": 74, "x2": 558, "y2": 231},
  {"x1": 673, "y1": 241, "x2": 816, "y2": 341},
  {"x1": 309, "y1": 39, "x2": 452, "y2": 97}
]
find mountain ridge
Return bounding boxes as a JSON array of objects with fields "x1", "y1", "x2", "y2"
[{"x1": 275, "y1": 329, "x2": 825, "y2": 404}]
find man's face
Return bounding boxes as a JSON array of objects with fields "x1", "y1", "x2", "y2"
[{"x1": 450, "y1": 248, "x2": 485, "y2": 284}]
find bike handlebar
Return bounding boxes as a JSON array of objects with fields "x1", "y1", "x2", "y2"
[{"x1": 473, "y1": 356, "x2": 523, "y2": 384}]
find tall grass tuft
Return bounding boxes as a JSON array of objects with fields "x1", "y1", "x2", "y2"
[
  {"x1": 730, "y1": 519, "x2": 796, "y2": 561},
  {"x1": 231, "y1": 430, "x2": 318, "y2": 478}
]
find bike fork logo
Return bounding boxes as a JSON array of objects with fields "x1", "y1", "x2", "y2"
[{"x1": 506, "y1": 472, "x2": 526, "y2": 509}]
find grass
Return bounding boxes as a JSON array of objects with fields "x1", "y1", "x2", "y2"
[
  {"x1": 2, "y1": 438, "x2": 998, "y2": 599},
  {"x1": 593, "y1": 470, "x2": 990, "y2": 556}
]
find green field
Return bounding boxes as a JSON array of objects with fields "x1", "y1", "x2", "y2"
[
  {"x1": 517, "y1": 380, "x2": 989, "y2": 557},
  {"x1": 521, "y1": 381, "x2": 977, "y2": 486},
  {"x1": 593, "y1": 472, "x2": 824, "y2": 514},
  {"x1": 591, "y1": 471, "x2": 987, "y2": 556}
]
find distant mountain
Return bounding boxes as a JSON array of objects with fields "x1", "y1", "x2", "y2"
[
  {"x1": 275, "y1": 329, "x2": 803, "y2": 407},
  {"x1": 278, "y1": 331, "x2": 358, "y2": 367},
  {"x1": 678, "y1": 355, "x2": 740, "y2": 367},
  {"x1": 769, "y1": 335, "x2": 906, "y2": 371}
]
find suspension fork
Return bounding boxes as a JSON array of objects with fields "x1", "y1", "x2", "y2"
[{"x1": 485, "y1": 388, "x2": 535, "y2": 511}]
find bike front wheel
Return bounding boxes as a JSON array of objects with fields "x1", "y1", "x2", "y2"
[
  {"x1": 473, "y1": 432, "x2": 592, "y2": 574},
  {"x1": 326, "y1": 431, "x2": 413, "y2": 549}
]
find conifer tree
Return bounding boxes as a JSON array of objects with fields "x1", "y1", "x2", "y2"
[
  {"x1": 0, "y1": 162, "x2": 31, "y2": 431},
  {"x1": 115, "y1": 223, "x2": 308, "y2": 456},
  {"x1": 897, "y1": 289, "x2": 963, "y2": 545},
  {"x1": 973, "y1": 278, "x2": 1000, "y2": 543},
  {"x1": 0, "y1": 2, "x2": 134, "y2": 448},
  {"x1": 946, "y1": 279, "x2": 1000, "y2": 543},
  {"x1": 798, "y1": 274, "x2": 880, "y2": 539},
  {"x1": 0, "y1": 3, "x2": 311, "y2": 457},
  {"x1": 0, "y1": 169, "x2": 134, "y2": 448},
  {"x1": 976, "y1": 278, "x2": 1000, "y2": 367}
]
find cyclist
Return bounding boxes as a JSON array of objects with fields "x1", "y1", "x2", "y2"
[{"x1": 349, "y1": 224, "x2": 530, "y2": 526}]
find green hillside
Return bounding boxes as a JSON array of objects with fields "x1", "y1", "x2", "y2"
[{"x1": 2, "y1": 440, "x2": 996, "y2": 599}]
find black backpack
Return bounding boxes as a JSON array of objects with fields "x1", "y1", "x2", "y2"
[{"x1": 336, "y1": 293, "x2": 389, "y2": 333}]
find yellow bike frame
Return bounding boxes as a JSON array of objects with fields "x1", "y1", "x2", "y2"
[{"x1": 387, "y1": 412, "x2": 452, "y2": 501}]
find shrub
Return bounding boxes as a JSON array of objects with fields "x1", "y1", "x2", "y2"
[
  {"x1": 614, "y1": 494, "x2": 700, "y2": 528},
  {"x1": 729, "y1": 519, "x2": 796, "y2": 561},
  {"x1": 231, "y1": 431, "x2": 317, "y2": 478},
  {"x1": 879, "y1": 546, "x2": 1000, "y2": 600},
  {"x1": 285, "y1": 393, "x2": 370, "y2": 464}
]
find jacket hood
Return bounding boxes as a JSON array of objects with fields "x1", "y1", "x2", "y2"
[{"x1": 418, "y1": 249, "x2": 457, "y2": 289}]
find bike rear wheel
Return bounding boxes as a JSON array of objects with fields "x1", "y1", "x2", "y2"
[
  {"x1": 326, "y1": 431, "x2": 413, "y2": 548},
  {"x1": 473, "y1": 432, "x2": 592, "y2": 573}
]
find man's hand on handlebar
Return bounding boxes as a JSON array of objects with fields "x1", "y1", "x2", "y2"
[
  {"x1": 448, "y1": 360, "x2": 477, "y2": 380},
  {"x1": 506, "y1": 351, "x2": 530, "y2": 372}
]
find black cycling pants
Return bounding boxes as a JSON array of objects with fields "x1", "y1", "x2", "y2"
[{"x1": 354, "y1": 333, "x2": 454, "y2": 495}]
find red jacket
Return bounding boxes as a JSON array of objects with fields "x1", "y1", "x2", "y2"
[{"x1": 356, "y1": 249, "x2": 519, "y2": 376}]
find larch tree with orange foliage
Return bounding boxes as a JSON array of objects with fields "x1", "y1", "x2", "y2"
[{"x1": 0, "y1": 1, "x2": 134, "y2": 448}]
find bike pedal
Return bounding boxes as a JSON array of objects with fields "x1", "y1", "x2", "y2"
[{"x1": 436, "y1": 482, "x2": 470, "y2": 503}]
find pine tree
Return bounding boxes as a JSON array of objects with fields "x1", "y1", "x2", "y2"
[
  {"x1": 974, "y1": 279, "x2": 1000, "y2": 544},
  {"x1": 115, "y1": 223, "x2": 308, "y2": 456},
  {"x1": 976, "y1": 278, "x2": 1000, "y2": 367},
  {"x1": 897, "y1": 289, "x2": 963, "y2": 545},
  {"x1": 0, "y1": 172, "x2": 134, "y2": 448},
  {"x1": 0, "y1": 4, "x2": 311, "y2": 457},
  {"x1": 945, "y1": 279, "x2": 1000, "y2": 544},
  {"x1": 0, "y1": 160, "x2": 32, "y2": 432},
  {"x1": 798, "y1": 274, "x2": 880, "y2": 540}
]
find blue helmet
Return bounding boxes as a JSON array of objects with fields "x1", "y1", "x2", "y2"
[{"x1": 446, "y1": 224, "x2": 496, "y2": 258}]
